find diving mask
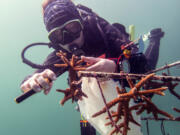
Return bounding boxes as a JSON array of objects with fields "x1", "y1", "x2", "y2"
[
  {"x1": 59, "y1": 31, "x2": 85, "y2": 56},
  {"x1": 48, "y1": 19, "x2": 83, "y2": 45}
]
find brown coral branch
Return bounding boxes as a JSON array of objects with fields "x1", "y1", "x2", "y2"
[
  {"x1": 73, "y1": 67, "x2": 87, "y2": 71},
  {"x1": 126, "y1": 75, "x2": 134, "y2": 89},
  {"x1": 134, "y1": 73, "x2": 155, "y2": 91},
  {"x1": 55, "y1": 51, "x2": 89, "y2": 105},
  {"x1": 161, "y1": 73, "x2": 180, "y2": 100},
  {"x1": 173, "y1": 108, "x2": 180, "y2": 121},
  {"x1": 70, "y1": 54, "x2": 75, "y2": 67},
  {"x1": 166, "y1": 82, "x2": 180, "y2": 100},
  {"x1": 139, "y1": 96, "x2": 174, "y2": 120},
  {"x1": 56, "y1": 88, "x2": 73, "y2": 105},
  {"x1": 118, "y1": 87, "x2": 168, "y2": 98},
  {"x1": 54, "y1": 64, "x2": 68, "y2": 67},
  {"x1": 92, "y1": 73, "x2": 175, "y2": 135},
  {"x1": 105, "y1": 98, "x2": 141, "y2": 135},
  {"x1": 92, "y1": 97, "x2": 124, "y2": 118},
  {"x1": 173, "y1": 108, "x2": 180, "y2": 113},
  {"x1": 145, "y1": 80, "x2": 180, "y2": 100},
  {"x1": 53, "y1": 51, "x2": 178, "y2": 135},
  {"x1": 75, "y1": 59, "x2": 84, "y2": 66}
]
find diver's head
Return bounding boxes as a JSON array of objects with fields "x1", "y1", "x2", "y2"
[{"x1": 43, "y1": 0, "x2": 85, "y2": 55}]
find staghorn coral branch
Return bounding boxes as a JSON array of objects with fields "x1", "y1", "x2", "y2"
[
  {"x1": 126, "y1": 73, "x2": 155, "y2": 101},
  {"x1": 160, "y1": 73, "x2": 180, "y2": 100},
  {"x1": 123, "y1": 102, "x2": 129, "y2": 135},
  {"x1": 118, "y1": 87, "x2": 168, "y2": 98},
  {"x1": 92, "y1": 97, "x2": 124, "y2": 118},
  {"x1": 56, "y1": 89, "x2": 69, "y2": 94},
  {"x1": 54, "y1": 63, "x2": 68, "y2": 67},
  {"x1": 55, "y1": 51, "x2": 89, "y2": 105},
  {"x1": 129, "y1": 103, "x2": 144, "y2": 111},
  {"x1": 140, "y1": 96, "x2": 174, "y2": 120},
  {"x1": 70, "y1": 54, "x2": 75, "y2": 67},
  {"x1": 73, "y1": 67, "x2": 87, "y2": 71},
  {"x1": 126, "y1": 75, "x2": 134, "y2": 89},
  {"x1": 133, "y1": 73, "x2": 155, "y2": 91},
  {"x1": 114, "y1": 102, "x2": 123, "y2": 122},
  {"x1": 56, "y1": 52, "x2": 70, "y2": 66},
  {"x1": 173, "y1": 108, "x2": 180, "y2": 121},
  {"x1": 54, "y1": 51, "x2": 179, "y2": 135},
  {"x1": 110, "y1": 123, "x2": 124, "y2": 135},
  {"x1": 173, "y1": 108, "x2": 180, "y2": 113},
  {"x1": 92, "y1": 73, "x2": 176, "y2": 135},
  {"x1": 154, "y1": 91, "x2": 165, "y2": 96},
  {"x1": 56, "y1": 88, "x2": 73, "y2": 105},
  {"x1": 166, "y1": 82, "x2": 180, "y2": 100},
  {"x1": 75, "y1": 59, "x2": 84, "y2": 66},
  {"x1": 145, "y1": 80, "x2": 180, "y2": 100}
]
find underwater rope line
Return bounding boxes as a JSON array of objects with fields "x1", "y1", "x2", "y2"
[
  {"x1": 145, "y1": 119, "x2": 170, "y2": 135},
  {"x1": 146, "y1": 119, "x2": 150, "y2": 135},
  {"x1": 143, "y1": 118, "x2": 178, "y2": 135},
  {"x1": 96, "y1": 77, "x2": 121, "y2": 133},
  {"x1": 161, "y1": 120, "x2": 166, "y2": 135}
]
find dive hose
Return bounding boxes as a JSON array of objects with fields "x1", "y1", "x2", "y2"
[
  {"x1": 15, "y1": 42, "x2": 55, "y2": 104},
  {"x1": 15, "y1": 42, "x2": 82, "y2": 103}
]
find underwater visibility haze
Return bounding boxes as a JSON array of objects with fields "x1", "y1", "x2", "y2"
[{"x1": 0, "y1": 0, "x2": 180, "y2": 135}]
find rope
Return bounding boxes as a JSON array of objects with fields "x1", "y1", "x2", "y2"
[
  {"x1": 161, "y1": 120, "x2": 166, "y2": 135},
  {"x1": 146, "y1": 119, "x2": 150, "y2": 135}
]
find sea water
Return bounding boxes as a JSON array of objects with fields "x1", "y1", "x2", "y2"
[{"x1": 0, "y1": 0, "x2": 179, "y2": 135}]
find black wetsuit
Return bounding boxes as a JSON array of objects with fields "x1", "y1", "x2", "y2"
[{"x1": 22, "y1": 4, "x2": 163, "y2": 135}]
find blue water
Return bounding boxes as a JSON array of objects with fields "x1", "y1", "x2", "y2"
[{"x1": 0, "y1": 0, "x2": 179, "y2": 135}]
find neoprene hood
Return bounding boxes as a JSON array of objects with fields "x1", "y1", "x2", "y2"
[{"x1": 43, "y1": 0, "x2": 81, "y2": 32}]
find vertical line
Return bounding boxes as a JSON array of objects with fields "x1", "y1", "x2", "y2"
[{"x1": 146, "y1": 120, "x2": 150, "y2": 135}]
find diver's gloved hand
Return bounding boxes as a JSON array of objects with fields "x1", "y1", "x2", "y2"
[
  {"x1": 81, "y1": 56, "x2": 116, "y2": 73},
  {"x1": 148, "y1": 28, "x2": 164, "y2": 40},
  {"x1": 20, "y1": 69, "x2": 56, "y2": 95}
]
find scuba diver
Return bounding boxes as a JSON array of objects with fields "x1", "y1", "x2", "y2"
[{"x1": 20, "y1": 0, "x2": 165, "y2": 134}]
